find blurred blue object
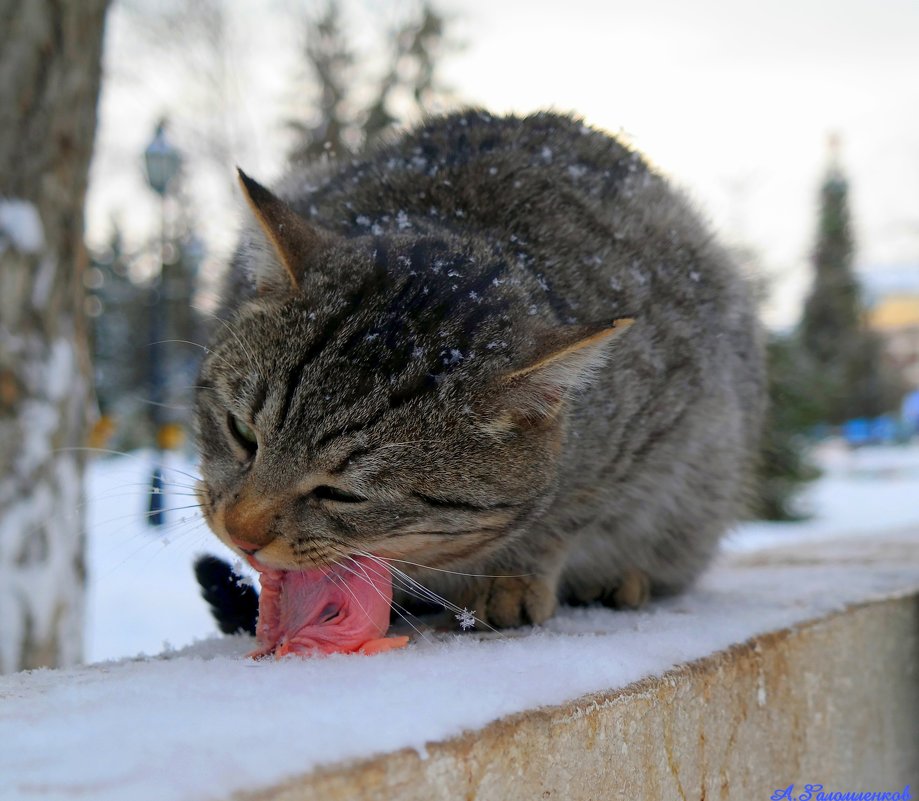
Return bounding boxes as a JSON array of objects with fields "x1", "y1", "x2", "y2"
[
  {"x1": 842, "y1": 418, "x2": 872, "y2": 447},
  {"x1": 903, "y1": 389, "x2": 919, "y2": 436},
  {"x1": 148, "y1": 466, "x2": 165, "y2": 527},
  {"x1": 842, "y1": 414, "x2": 910, "y2": 447},
  {"x1": 870, "y1": 415, "x2": 897, "y2": 444}
]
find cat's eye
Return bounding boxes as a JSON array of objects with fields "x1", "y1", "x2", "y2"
[
  {"x1": 310, "y1": 485, "x2": 367, "y2": 504},
  {"x1": 227, "y1": 412, "x2": 258, "y2": 452}
]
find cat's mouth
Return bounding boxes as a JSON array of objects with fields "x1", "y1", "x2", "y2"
[
  {"x1": 246, "y1": 546, "x2": 340, "y2": 572},
  {"x1": 247, "y1": 554, "x2": 408, "y2": 658}
]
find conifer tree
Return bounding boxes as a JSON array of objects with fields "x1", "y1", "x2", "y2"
[
  {"x1": 800, "y1": 143, "x2": 859, "y2": 371},
  {"x1": 799, "y1": 139, "x2": 900, "y2": 424},
  {"x1": 288, "y1": 1, "x2": 454, "y2": 163},
  {"x1": 288, "y1": 2, "x2": 354, "y2": 161},
  {"x1": 753, "y1": 336, "x2": 822, "y2": 520}
]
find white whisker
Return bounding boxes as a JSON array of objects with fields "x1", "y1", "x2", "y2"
[
  {"x1": 331, "y1": 557, "x2": 429, "y2": 643},
  {"x1": 355, "y1": 550, "x2": 505, "y2": 637}
]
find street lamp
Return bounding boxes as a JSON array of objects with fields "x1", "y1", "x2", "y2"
[
  {"x1": 144, "y1": 120, "x2": 182, "y2": 196},
  {"x1": 143, "y1": 119, "x2": 181, "y2": 528}
]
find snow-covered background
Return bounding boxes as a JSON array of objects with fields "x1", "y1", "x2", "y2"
[
  {"x1": 84, "y1": 451, "x2": 229, "y2": 663},
  {"x1": 85, "y1": 441, "x2": 919, "y2": 663},
  {"x1": 2, "y1": 441, "x2": 918, "y2": 801}
]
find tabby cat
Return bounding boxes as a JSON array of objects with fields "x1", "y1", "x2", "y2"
[{"x1": 194, "y1": 110, "x2": 764, "y2": 629}]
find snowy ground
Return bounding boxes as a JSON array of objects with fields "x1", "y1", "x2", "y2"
[
  {"x1": 1, "y1": 443, "x2": 918, "y2": 801},
  {"x1": 726, "y1": 438, "x2": 919, "y2": 551},
  {"x1": 84, "y1": 450, "x2": 236, "y2": 663},
  {"x1": 84, "y1": 441, "x2": 919, "y2": 662}
]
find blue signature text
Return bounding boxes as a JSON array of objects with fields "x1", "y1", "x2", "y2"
[{"x1": 772, "y1": 785, "x2": 911, "y2": 801}]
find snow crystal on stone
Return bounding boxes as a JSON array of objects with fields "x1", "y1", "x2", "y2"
[{"x1": 455, "y1": 608, "x2": 476, "y2": 630}]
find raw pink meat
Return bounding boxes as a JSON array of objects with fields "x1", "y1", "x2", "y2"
[{"x1": 247, "y1": 555, "x2": 409, "y2": 658}]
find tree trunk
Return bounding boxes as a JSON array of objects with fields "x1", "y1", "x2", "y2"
[{"x1": 0, "y1": 0, "x2": 109, "y2": 673}]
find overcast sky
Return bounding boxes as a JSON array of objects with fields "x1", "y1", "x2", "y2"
[{"x1": 87, "y1": 0, "x2": 919, "y2": 327}]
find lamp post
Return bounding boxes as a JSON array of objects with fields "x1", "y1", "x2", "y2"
[{"x1": 143, "y1": 119, "x2": 181, "y2": 528}]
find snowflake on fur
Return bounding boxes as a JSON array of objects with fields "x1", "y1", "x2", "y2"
[{"x1": 455, "y1": 608, "x2": 476, "y2": 630}]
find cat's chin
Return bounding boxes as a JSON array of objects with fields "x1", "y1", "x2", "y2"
[
  {"x1": 245, "y1": 553, "x2": 291, "y2": 571},
  {"x1": 246, "y1": 552, "x2": 335, "y2": 572}
]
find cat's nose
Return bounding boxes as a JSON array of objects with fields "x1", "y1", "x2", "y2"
[
  {"x1": 226, "y1": 527, "x2": 277, "y2": 555},
  {"x1": 223, "y1": 494, "x2": 278, "y2": 553}
]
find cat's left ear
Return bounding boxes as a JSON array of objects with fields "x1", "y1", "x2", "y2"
[
  {"x1": 237, "y1": 168, "x2": 332, "y2": 294},
  {"x1": 493, "y1": 318, "x2": 634, "y2": 428}
]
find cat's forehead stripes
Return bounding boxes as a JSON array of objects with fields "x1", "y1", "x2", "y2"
[{"x1": 249, "y1": 244, "x2": 513, "y2": 441}]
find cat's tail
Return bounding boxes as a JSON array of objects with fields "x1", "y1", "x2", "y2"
[{"x1": 193, "y1": 555, "x2": 259, "y2": 636}]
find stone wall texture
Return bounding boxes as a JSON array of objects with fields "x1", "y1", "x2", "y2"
[{"x1": 240, "y1": 594, "x2": 919, "y2": 801}]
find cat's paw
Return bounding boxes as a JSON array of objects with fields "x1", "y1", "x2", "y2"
[
  {"x1": 462, "y1": 575, "x2": 558, "y2": 628},
  {"x1": 602, "y1": 568, "x2": 651, "y2": 610}
]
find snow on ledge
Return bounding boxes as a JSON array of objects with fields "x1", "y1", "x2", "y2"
[{"x1": 2, "y1": 530, "x2": 919, "y2": 801}]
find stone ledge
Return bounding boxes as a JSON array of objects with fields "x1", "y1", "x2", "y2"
[
  {"x1": 241, "y1": 585, "x2": 919, "y2": 800},
  {"x1": 3, "y1": 534, "x2": 918, "y2": 801}
]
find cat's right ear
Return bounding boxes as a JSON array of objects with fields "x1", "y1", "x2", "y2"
[
  {"x1": 237, "y1": 168, "x2": 331, "y2": 294},
  {"x1": 488, "y1": 318, "x2": 635, "y2": 432}
]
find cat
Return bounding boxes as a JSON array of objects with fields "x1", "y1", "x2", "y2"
[{"x1": 193, "y1": 110, "x2": 765, "y2": 630}]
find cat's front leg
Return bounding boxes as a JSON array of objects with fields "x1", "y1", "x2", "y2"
[
  {"x1": 487, "y1": 574, "x2": 558, "y2": 627},
  {"x1": 457, "y1": 562, "x2": 562, "y2": 628}
]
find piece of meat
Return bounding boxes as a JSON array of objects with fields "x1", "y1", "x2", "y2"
[{"x1": 247, "y1": 555, "x2": 409, "y2": 658}]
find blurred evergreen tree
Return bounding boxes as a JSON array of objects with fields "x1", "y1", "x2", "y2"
[
  {"x1": 752, "y1": 140, "x2": 911, "y2": 519},
  {"x1": 288, "y1": 1, "x2": 455, "y2": 163},
  {"x1": 799, "y1": 140, "x2": 902, "y2": 424},
  {"x1": 157, "y1": 192, "x2": 206, "y2": 428},
  {"x1": 800, "y1": 149, "x2": 858, "y2": 368},
  {"x1": 288, "y1": 1, "x2": 353, "y2": 161},
  {"x1": 752, "y1": 335, "x2": 822, "y2": 520},
  {"x1": 88, "y1": 206, "x2": 204, "y2": 450},
  {"x1": 89, "y1": 227, "x2": 144, "y2": 421}
]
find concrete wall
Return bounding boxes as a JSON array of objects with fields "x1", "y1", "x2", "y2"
[{"x1": 241, "y1": 594, "x2": 919, "y2": 801}]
